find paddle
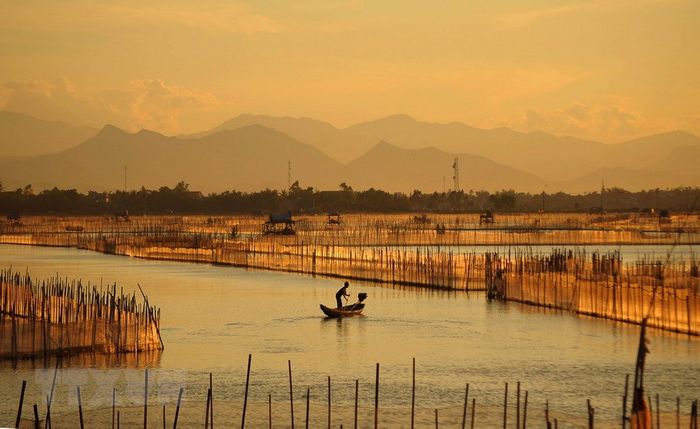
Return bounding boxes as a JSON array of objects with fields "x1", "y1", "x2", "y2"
[{"x1": 346, "y1": 294, "x2": 362, "y2": 312}]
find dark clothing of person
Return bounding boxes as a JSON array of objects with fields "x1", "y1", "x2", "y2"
[{"x1": 336, "y1": 285, "x2": 349, "y2": 309}]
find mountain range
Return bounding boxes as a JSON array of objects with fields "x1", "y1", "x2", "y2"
[
  {"x1": 1, "y1": 110, "x2": 699, "y2": 193},
  {"x1": 0, "y1": 111, "x2": 97, "y2": 157}
]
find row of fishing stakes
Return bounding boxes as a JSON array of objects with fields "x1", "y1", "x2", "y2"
[
  {"x1": 4, "y1": 217, "x2": 700, "y2": 336},
  {"x1": 5, "y1": 213, "x2": 700, "y2": 248},
  {"x1": 12, "y1": 355, "x2": 699, "y2": 428},
  {"x1": 0, "y1": 269, "x2": 164, "y2": 360}
]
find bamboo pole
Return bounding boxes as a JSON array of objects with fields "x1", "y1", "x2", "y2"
[
  {"x1": 305, "y1": 388, "x2": 310, "y2": 429},
  {"x1": 623, "y1": 374, "x2": 630, "y2": 429},
  {"x1": 34, "y1": 403, "x2": 40, "y2": 429},
  {"x1": 354, "y1": 380, "x2": 358, "y2": 429},
  {"x1": 411, "y1": 358, "x2": 415, "y2": 429},
  {"x1": 242, "y1": 354, "x2": 251, "y2": 429},
  {"x1": 289, "y1": 360, "x2": 295, "y2": 429},
  {"x1": 517, "y1": 381, "x2": 521, "y2": 429},
  {"x1": 15, "y1": 380, "x2": 26, "y2": 429},
  {"x1": 374, "y1": 363, "x2": 379, "y2": 429},
  {"x1": 112, "y1": 388, "x2": 116, "y2": 429},
  {"x1": 77, "y1": 387, "x2": 84, "y2": 429},
  {"x1": 504, "y1": 382, "x2": 508, "y2": 429},
  {"x1": 470, "y1": 398, "x2": 476, "y2": 429},
  {"x1": 205, "y1": 388, "x2": 212, "y2": 429},
  {"x1": 173, "y1": 387, "x2": 183, "y2": 429},
  {"x1": 209, "y1": 373, "x2": 214, "y2": 429},
  {"x1": 462, "y1": 383, "x2": 469, "y2": 429}
]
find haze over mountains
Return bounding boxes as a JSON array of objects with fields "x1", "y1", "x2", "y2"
[
  {"x1": 0, "y1": 111, "x2": 97, "y2": 157},
  {"x1": 1, "y1": 110, "x2": 699, "y2": 194}
]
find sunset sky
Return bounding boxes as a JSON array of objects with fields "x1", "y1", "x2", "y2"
[{"x1": 1, "y1": 0, "x2": 698, "y2": 141}]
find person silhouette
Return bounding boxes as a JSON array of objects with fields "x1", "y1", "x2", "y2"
[{"x1": 335, "y1": 281, "x2": 350, "y2": 309}]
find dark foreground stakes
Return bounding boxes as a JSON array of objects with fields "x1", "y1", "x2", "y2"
[{"x1": 10, "y1": 352, "x2": 700, "y2": 428}]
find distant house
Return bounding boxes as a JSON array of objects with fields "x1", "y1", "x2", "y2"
[
  {"x1": 6, "y1": 211, "x2": 21, "y2": 225},
  {"x1": 413, "y1": 214, "x2": 430, "y2": 224},
  {"x1": 327, "y1": 212, "x2": 341, "y2": 225},
  {"x1": 115, "y1": 210, "x2": 130, "y2": 222},
  {"x1": 262, "y1": 211, "x2": 296, "y2": 235},
  {"x1": 479, "y1": 211, "x2": 495, "y2": 224}
]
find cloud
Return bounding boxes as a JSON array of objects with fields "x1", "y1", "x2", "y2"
[
  {"x1": 520, "y1": 101, "x2": 641, "y2": 140},
  {"x1": 497, "y1": 3, "x2": 591, "y2": 26},
  {"x1": 2, "y1": 78, "x2": 90, "y2": 126},
  {"x1": 104, "y1": 79, "x2": 221, "y2": 133},
  {"x1": 1, "y1": 78, "x2": 223, "y2": 134},
  {"x1": 495, "y1": 0, "x2": 677, "y2": 27},
  {"x1": 100, "y1": 3, "x2": 284, "y2": 34},
  {"x1": 0, "y1": 1, "x2": 285, "y2": 35}
]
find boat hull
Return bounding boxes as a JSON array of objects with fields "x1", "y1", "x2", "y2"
[{"x1": 320, "y1": 303, "x2": 364, "y2": 318}]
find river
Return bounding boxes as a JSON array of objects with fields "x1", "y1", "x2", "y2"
[{"x1": 0, "y1": 244, "x2": 698, "y2": 428}]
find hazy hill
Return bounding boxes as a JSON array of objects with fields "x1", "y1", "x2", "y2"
[
  {"x1": 343, "y1": 141, "x2": 547, "y2": 193},
  {"x1": 203, "y1": 114, "x2": 700, "y2": 182},
  {"x1": 344, "y1": 115, "x2": 700, "y2": 181},
  {"x1": 561, "y1": 167, "x2": 698, "y2": 194},
  {"x1": 648, "y1": 143, "x2": 700, "y2": 177},
  {"x1": 190, "y1": 114, "x2": 363, "y2": 162},
  {"x1": 0, "y1": 123, "x2": 552, "y2": 193},
  {"x1": 0, "y1": 125, "x2": 344, "y2": 192},
  {"x1": 0, "y1": 111, "x2": 98, "y2": 156},
  {"x1": 4, "y1": 111, "x2": 700, "y2": 194}
]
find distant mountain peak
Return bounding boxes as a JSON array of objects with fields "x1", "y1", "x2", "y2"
[
  {"x1": 95, "y1": 124, "x2": 128, "y2": 138},
  {"x1": 198, "y1": 123, "x2": 307, "y2": 147},
  {"x1": 223, "y1": 113, "x2": 333, "y2": 126},
  {"x1": 379, "y1": 113, "x2": 417, "y2": 122},
  {"x1": 136, "y1": 128, "x2": 163, "y2": 137}
]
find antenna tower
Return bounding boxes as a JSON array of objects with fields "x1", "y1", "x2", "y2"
[
  {"x1": 288, "y1": 161, "x2": 291, "y2": 190},
  {"x1": 452, "y1": 157, "x2": 460, "y2": 192}
]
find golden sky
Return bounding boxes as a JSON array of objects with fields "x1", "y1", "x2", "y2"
[{"x1": 1, "y1": 0, "x2": 698, "y2": 141}]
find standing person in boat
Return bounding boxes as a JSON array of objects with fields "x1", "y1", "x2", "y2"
[{"x1": 336, "y1": 281, "x2": 350, "y2": 309}]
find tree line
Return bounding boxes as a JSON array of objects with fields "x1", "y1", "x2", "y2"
[{"x1": 1, "y1": 181, "x2": 700, "y2": 216}]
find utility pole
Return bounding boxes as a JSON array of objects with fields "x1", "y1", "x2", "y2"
[
  {"x1": 452, "y1": 157, "x2": 460, "y2": 192},
  {"x1": 600, "y1": 179, "x2": 605, "y2": 212},
  {"x1": 541, "y1": 190, "x2": 545, "y2": 212},
  {"x1": 288, "y1": 161, "x2": 291, "y2": 191},
  {"x1": 124, "y1": 165, "x2": 127, "y2": 192}
]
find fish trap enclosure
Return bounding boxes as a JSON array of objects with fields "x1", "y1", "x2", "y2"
[
  {"x1": 484, "y1": 249, "x2": 700, "y2": 335},
  {"x1": 0, "y1": 269, "x2": 163, "y2": 360}
]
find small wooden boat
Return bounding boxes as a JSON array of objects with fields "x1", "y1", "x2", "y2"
[{"x1": 320, "y1": 303, "x2": 365, "y2": 318}]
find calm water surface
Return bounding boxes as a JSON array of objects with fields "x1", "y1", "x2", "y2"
[{"x1": 1, "y1": 244, "x2": 698, "y2": 428}]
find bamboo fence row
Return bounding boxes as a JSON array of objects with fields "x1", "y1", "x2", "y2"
[
  {"x1": 2, "y1": 216, "x2": 700, "y2": 335},
  {"x1": 3, "y1": 212, "x2": 700, "y2": 246},
  {"x1": 485, "y1": 250, "x2": 700, "y2": 335},
  {"x1": 0, "y1": 269, "x2": 163, "y2": 360}
]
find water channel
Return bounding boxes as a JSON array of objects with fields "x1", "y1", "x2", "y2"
[{"x1": 1, "y1": 244, "x2": 698, "y2": 427}]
